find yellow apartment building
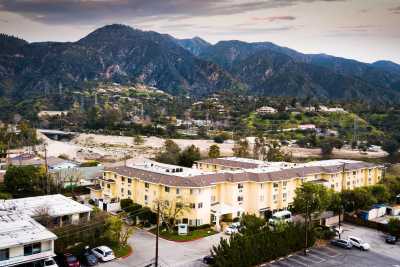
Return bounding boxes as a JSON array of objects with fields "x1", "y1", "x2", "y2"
[{"x1": 89, "y1": 158, "x2": 383, "y2": 229}]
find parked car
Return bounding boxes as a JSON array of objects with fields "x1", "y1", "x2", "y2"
[
  {"x1": 91, "y1": 246, "x2": 115, "y2": 262},
  {"x1": 80, "y1": 251, "x2": 99, "y2": 266},
  {"x1": 43, "y1": 258, "x2": 58, "y2": 267},
  {"x1": 224, "y1": 224, "x2": 239, "y2": 235},
  {"x1": 330, "y1": 238, "x2": 353, "y2": 249},
  {"x1": 203, "y1": 255, "x2": 215, "y2": 265},
  {"x1": 348, "y1": 236, "x2": 370, "y2": 251},
  {"x1": 385, "y1": 235, "x2": 398, "y2": 244},
  {"x1": 62, "y1": 254, "x2": 80, "y2": 267}
]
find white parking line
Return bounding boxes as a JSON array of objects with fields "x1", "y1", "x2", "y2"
[
  {"x1": 295, "y1": 253, "x2": 322, "y2": 264},
  {"x1": 285, "y1": 256, "x2": 308, "y2": 266},
  {"x1": 306, "y1": 251, "x2": 326, "y2": 263},
  {"x1": 310, "y1": 248, "x2": 338, "y2": 258}
]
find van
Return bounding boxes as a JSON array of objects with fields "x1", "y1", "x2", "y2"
[{"x1": 269, "y1": 210, "x2": 292, "y2": 225}]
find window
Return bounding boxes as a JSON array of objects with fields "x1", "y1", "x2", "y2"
[
  {"x1": 165, "y1": 186, "x2": 170, "y2": 192},
  {"x1": 260, "y1": 183, "x2": 264, "y2": 189},
  {"x1": 237, "y1": 196, "x2": 244, "y2": 202},
  {"x1": 145, "y1": 183, "x2": 149, "y2": 188},
  {"x1": 128, "y1": 178, "x2": 132, "y2": 184},
  {"x1": 121, "y1": 177, "x2": 125, "y2": 182},
  {"x1": 144, "y1": 195, "x2": 148, "y2": 201},
  {"x1": 24, "y1": 243, "x2": 41, "y2": 256},
  {"x1": 238, "y1": 183, "x2": 244, "y2": 189},
  {"x1": 283, "y1": 193, "x2": 287, "y2": 200},
  {"x1": 211, "y1": 195, "x2": 216, "y2": 202},
  {"x1": 176, "y1": 188, "x2": 180, "y2": 194},
  {"x1": 190, "y1": 189, "x2": 193, "y2": 195},
  {"x1": 107, "y1": 184, "x2": 110, "y2": 189},
  {"x1": 121, "y1": 188, "x2": 124, "y2": 193},
  {"x1": 190, "y1": 203, "x2": 196, "y2": 209},
  {"x1": 198, "y1": 202, "x2": 203, "y2": 208},
  {"x1": 128, "y1": 190, "x2": 132, "y2": 196},
  {"x1": 273, "y1": 183, "x2": 279, "y2": 188},
  {"x1": 353, "y1": 171, "x2": 356, "y2": 175},
  {"x1": 283, "y1": 181, "x2": 288, "y2": 187},
  {"x1": 0, "y1": 249, "x2": 9, "y2": 261}
]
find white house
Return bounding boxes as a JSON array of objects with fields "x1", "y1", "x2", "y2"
[
  {"x1": 256, "y1": 106, "x2": 277, "y2": 115},
  {"x1": 0, "y1": 211, "x2": 57, "y2": 267},
  {"x1": 0, "y1": 194, "x2": 92, "y2": 227}
]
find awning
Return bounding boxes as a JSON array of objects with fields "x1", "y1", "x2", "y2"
[{"x1": 211, "y1": 203, "x2": 244, "y2": 216}]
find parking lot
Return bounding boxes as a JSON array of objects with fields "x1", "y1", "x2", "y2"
[
  {"x1": 263, "y1": 245, "x2": 400, "y2": 267},
  {"x1": 100, "y1": 223, "x2": 400, "y2": 267}
]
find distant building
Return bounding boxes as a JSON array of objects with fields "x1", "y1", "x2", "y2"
[
  {"x1": 319, "y1": 106, "x2": 347, "y2": 113},
  {"x1": 298, "y1": 124, "x2": 317, "y2": 131},
  {"x1": 38, "y1": 110, "x2": 69, "y2": 118},
  {"x1": 256, "y1": 106, "x2": 277, "y2": 115}
]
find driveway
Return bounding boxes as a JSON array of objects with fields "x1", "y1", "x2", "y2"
[
  {"x1": 339, "y1": 223, "x2": 400, "y2": 261},
  {"x1": 103, "y1": 228, "x2": 224, "y2": 267}
]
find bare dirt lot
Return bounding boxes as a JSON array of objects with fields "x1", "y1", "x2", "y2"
[{"x1": 37, "y1": 131, "x2": 387, "y2": 163}]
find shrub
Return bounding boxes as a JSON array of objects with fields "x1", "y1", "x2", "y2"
[
  {"x1": 213, "y1": 135, "x2": 225, "y2": 144},
  {"x1": 80, "y1": 160, "x2": 100, "y2": 167},
  {"x1": 314, "y1": 225, "x2": 335, "y2": 240},
  {"x1": 212, "y1": 221, "x2": 315, "y2": 267},
  {"x1": 120, "y1": 199, "x2": 134, "y2": 210},
  {"x1": 125, "y1": 203, "x2": 142, "y2": 213}
]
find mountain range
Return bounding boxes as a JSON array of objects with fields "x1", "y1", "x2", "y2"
[{"x1": 1, "y1": 24, "x2": 400, "y2": 103}]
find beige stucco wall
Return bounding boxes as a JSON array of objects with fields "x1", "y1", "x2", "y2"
[{"x1": 93, "y1": 165, "x2": 383, "y2": 225}]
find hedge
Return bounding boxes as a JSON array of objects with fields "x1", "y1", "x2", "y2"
[{"x1": 211, "y1": 223, "x2": 315, "y2": 267}]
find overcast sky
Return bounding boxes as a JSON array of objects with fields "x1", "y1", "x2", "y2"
[{"x1": 0, "y1": 0, "x2": 399, "y2": 63}]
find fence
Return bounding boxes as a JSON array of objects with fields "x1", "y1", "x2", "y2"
[{"x1": 344, "y1": 214, "x2": 388, "y2": 232}]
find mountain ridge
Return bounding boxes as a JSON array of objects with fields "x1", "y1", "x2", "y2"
[{"x1": 0, "y1": 24, "x2": 400, "y2": 104}]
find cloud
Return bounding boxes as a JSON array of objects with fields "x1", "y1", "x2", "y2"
[
  {"x1": 0, "y1": 0, "x2": 347, "y2": 25},
  {"x1": 389, "y1": 6, "x2": 400, "y2": 14},
  {"x1": 252, "y1": 16, "x2": 296, "y2": 22}
]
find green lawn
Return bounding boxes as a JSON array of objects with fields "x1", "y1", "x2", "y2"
[
  {"x1": 150, "y1": 227, "x2": 217, "y2": 241},
  {"x1": 111, "y1": 244, "x2": 132, "y2": 258}
]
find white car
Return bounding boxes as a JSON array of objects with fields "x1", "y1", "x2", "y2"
[
  {"x1": 43, "y1": 258, "x2": 58, "y2": 267},
  {"x1": 348, "y1": 236, "x2": 370, "y2": 251},
  {"x1": 224, "y1": 224, "x2": 239, "y2": 235},
  {"x1": 91, "y1": 246, "x2": 116, "y2": 262}
]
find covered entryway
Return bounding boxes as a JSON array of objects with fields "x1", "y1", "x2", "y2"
[{"x1": 211, "y1": 203, "x2": 244, "y2": 231}]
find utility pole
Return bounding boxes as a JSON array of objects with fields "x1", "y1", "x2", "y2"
[
  {"x1": 155, "y1": 201, "x2": 160, "y2": 267},
  {"x1": 338, "y1": 162, "x2": 346, "y2": 239},
  {"x1": 304, "y1": 199, "x2": 308, "y2": 256}
]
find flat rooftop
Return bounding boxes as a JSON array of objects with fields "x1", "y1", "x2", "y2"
[
  {"x1": 0, "y1": 194, "x2": 92, "y2": 217},
  {"x1": 127, "y1": 159, "x2": 211, "y2": 177},
  {"x1": 196, "y1": 157, "x2": 298, "y2": 170},
  {"x1": 0, "y1": 211, "x2": 57, "y2": 249}
]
